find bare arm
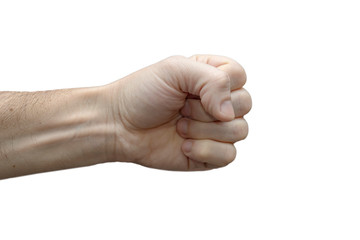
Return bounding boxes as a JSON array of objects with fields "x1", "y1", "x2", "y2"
[
  {"x1": 0, "y1": 87, "x2": 116, "y2": 179},
  {"x1": 0, "y1": 55, "x2": 251, "y2": 180}
]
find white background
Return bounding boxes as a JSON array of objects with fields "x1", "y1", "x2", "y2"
[{"x1": 1, "y1": 0, "x2": 359, "y2": 239}]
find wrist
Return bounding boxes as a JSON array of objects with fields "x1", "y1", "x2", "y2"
[
  {"x1": 66, "y1": 86, "x2": 111, "y2": 165},
  {"x1": 64, "y1": 85, "x2": 130, "y2": 165},
  {"x1": 102, "y1": 78, "x2": 146, "y2": 164}
]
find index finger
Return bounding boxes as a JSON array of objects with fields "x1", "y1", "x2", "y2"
[{"x1": 189, "y1": 54, "x2": 247, "y2": 90}]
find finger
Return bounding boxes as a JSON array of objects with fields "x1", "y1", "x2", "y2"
[
  {"x1": 181, "y1": 139, "x2": 236, "y2": 167},
  {"x1": 177, "y1": 118, "x2": 248, "y2": 143},
  {"x1": 180, "y1": 99, "x2": 216, "y2": 122},
  {"x1": 181, "y1": 88, "x2": 252, "y2": 122},
  {"x1": 160, "y1": 56, "x2": 235, "y2": 121},
  {"x1": 186, "y1": 158, "x2": 221, "y2": 171},
  {"x1": 189, "y1": 54, "x2": 247, "y2": 90},
  {"x1": 231, "y1": 88, "x2": 252, "y2": 117}
]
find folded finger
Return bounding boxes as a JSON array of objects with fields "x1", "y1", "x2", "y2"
[
  {"x1": 189, "y1": 54, "x2": 247, "y2": 90},
  {"x1": 177, "y1": 118, "x2": 248, "y2": 143},
  {"x1": 186, "y1": 158, "x2": 221, "y2": 171},
  {"x1": 182, "y1": 139, "x2": 236, "y2": 167},
  {"x1": 181, "y1": 88, "x2": 252, "y2": 122}
]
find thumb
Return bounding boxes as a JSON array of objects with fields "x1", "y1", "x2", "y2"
[{"x1": 162, "y1": 56, "x2": 235, "y2": 122}]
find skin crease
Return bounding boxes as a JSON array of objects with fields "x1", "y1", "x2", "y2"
[
  {"x1": 106, "y1": 55, "x2": 251, "y2": 171},
  {"x1": 0, "y1": 54, "x2": 251, "y2": 179}
]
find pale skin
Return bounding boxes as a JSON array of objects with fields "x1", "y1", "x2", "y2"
[{"x1": 0, "y1": 55, "x2": 251, "y2": 179}]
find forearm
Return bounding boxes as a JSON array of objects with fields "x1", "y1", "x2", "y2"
[
  {"x1": 0, "y1": 86, "x2": 115, "y2": 179},
  {"x1": 0, "y1": 55, "x2": 250, "y2": 178}
]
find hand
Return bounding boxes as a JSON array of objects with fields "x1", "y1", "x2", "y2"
[{"x1": 106, "y1": 55, "x2": 252, "y2": 171}]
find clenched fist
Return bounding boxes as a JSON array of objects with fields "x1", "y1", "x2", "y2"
[
  {"x1": 105, "y1": 55, "x2": 251, "y2": 170},
  {"x1": 0, "y1": 54, "x2": 251, "y2": 179}
]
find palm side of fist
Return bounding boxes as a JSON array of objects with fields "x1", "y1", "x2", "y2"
[{"x1": 105, "y1": 55, "x2": 251, "y2": 171}]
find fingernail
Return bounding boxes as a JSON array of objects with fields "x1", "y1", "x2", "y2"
[
  {"x1": 178, "y1": 118, "x2": 188, "y2": 134},
  {"x1": 220, "y1": 100, "x2": 235, "y2": 119},
  {"x1": 183, "y1": 141, "x2": 192, "y2": 153},
  {"x1": 181, "y1": 101, "x2": 191, "y2": 117}
]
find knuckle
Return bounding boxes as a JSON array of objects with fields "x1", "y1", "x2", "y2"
[
  {"x1": 226, "y1": 60, "x2": 247, "y2": 86},
  {"x1": 242, "y1": 89, "x2": 252, "y2": 113},
  {"x1": 208, "y1": 70, "x2": 230, "y2": 90},
  {"x1": 234, "y1": 89, "x2": 252, "y2": 116},
  {"x1": 241, "y1": 120, "x2": 249, "y2": 140},
  {"x1": 188, "y1": 54, "x2": 198, "y2": 61},
  {"x1": 217, "y1": 71, "x2": 230, "y2": 86},
  {"x1": 237, "y1": 64, "x2": 247, "y2": 85},
  {"x1": 200, "y1": 93, "x2": 213, "y2": 115},
  {"x1": 231, "y1": 122, "x2": 243, "y2": 141},
  {"x1": 230, "y1": 119, "x2": 248, "y2": 141},
  {"x1": 228, "y1": 61, "x2": 247, "y2": 86}
]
